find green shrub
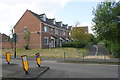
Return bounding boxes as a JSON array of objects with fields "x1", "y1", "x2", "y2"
[
  {"x1": 24, "y1": 45, "x2": 29, "y2": 50},
  {"x1": 108, "y1": 42, "x2": 120, "y2": 58},
  {"x1": 62, "y1": 41, "x2": 87, "y2": 48}
]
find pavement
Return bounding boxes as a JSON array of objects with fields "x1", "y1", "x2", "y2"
[{"x1": 1, "y1": 58, "x2": 49, "y2": 80}]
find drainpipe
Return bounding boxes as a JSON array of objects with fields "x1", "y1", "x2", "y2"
[{"x1": 40, "y1": 22, "x2": 42, "y2": 49}]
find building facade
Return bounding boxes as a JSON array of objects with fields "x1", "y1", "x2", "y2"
[
  {"x1": 14, "y1": 10, "x2": 71, "y2": 49},
  {"x1": 0, "y1": 33, "x2": 12, "y2": 49}
]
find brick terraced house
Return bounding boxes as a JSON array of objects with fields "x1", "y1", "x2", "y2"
[
  {"x1": 14, "y1": 10, "x2": 72, "y2": 49},
  {"x1": 0, "y1": 33, "x2": 12, "y2": 49}
]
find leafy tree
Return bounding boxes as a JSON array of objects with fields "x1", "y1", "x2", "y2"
[
  {"x1": 89, "y1": 34, "x2": 98, "y2": 45},
  {"x1": 23, "y1": 31, "x2": 31, "y2": 50},
  {"x1": 70, "y1": 27, "x2": 88, "y2": 41},
  {"x1": 70, "y1": 27, "x2": 93, "y2": 48},
  {"x1": 92, "y1": 1, "x2": 120, "y2": 57}
]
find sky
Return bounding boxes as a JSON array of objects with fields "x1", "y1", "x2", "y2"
[{"x1": 0, "y1": 0, "x2": 119, "y2": 36}]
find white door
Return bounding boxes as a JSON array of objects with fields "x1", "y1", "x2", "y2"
[{"x1": 51, "y1": 39, "x2": 55, "y2": 48}]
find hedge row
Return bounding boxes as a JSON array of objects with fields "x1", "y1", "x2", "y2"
[{"x1": 62, "y1": 41, "x2": 87, "y2": 48}]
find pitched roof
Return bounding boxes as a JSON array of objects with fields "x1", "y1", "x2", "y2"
[
  {"x1": 28, "y1": 10, "x2": 71, "y2": 30},
  {"x1": 0, "y1": 33, "x2": 10, "y2": 42}
]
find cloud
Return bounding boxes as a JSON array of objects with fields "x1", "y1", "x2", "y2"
[{"x1": 0, "y1": 0, "x2": 68, "y2": 35}]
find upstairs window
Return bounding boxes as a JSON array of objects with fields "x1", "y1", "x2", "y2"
[
  {"x1": 44, "y1": 37, "x2": 48, "y2": 45},
  {"x1": 43, "y1": 15, "x2": 46, "y2": 21},
  {"x1": 55, "y1": 29, "x2": 58, "y2": 34},
  {"x1": 44, "y1": 26, "x2": 49, "y2": 32},
  {"x1": 24, "y1": 27, "x2": 28, "y2": 32},
  {"x1": 62, "y1": 31, "x2": 65, "y2": 35},
  {"x1": 61, "y1": 23, "x2": 62, "y2": 27},
  {"x1": 53, "y1": 19, "x2": 56, "y2": 24},
  {"x1": 51, "y1": 28, "x2": 54, "y2": 34}
]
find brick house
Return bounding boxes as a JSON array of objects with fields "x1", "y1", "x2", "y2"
[
  {"x1": 0, "y1": 33, "x2": 12, "y2": 49},
  {"x1": 14, "y1": 10, "x2": 71, "y2": 49}
]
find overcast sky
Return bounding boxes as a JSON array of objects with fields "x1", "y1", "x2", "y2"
[{"x1": 0, "y1": 0, "x2": 119, "y2": 36}]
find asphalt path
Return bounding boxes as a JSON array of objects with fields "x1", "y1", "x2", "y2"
[{"x1": 88, "y1": 45, "x2": 107, "y2": 56}]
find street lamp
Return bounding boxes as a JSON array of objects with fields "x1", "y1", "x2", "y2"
[{"x1": 13, "y1": 33, "x2": 17, "y2": 58}]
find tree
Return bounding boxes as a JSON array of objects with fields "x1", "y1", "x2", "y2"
[
  {"x1": 23, "y1": 31, "x2": 31, "y2": 50},
  {"x1": 70, "y1": 27, "x2": 92, "y2": 48},
  {"x1": 92, "y1": 1, "x2": 120, "y2": 57},
  {"x1": 70, "y1": 27, "x2": 91, "y2": 42}
]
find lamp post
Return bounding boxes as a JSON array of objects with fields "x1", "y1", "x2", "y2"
[{"x1": 13, "y1": 33, "x2": 17, "y2": 58}]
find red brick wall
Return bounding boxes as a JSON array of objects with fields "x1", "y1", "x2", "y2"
[
  {"x1": 14, "y1": 10, "x2": 41, "y2": 49},
  {"x1": 14, "y1": 10, "x2": 71, "y2": 49},
  {"x1": 2, "y1": 42, "x2": 13, "y2": 49}
]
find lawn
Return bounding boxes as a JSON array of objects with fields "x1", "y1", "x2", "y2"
[{"x1": 2, "y1": 47, "x2": 88, "y2": 59}]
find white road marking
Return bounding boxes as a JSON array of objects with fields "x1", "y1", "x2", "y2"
[{"x1": 94, "y1": 45, "x2": 98, "y2": 56}]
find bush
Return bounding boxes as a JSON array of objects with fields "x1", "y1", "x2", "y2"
[
  {"x1": 111, "y1": 44, "x2": 120, "y2": 58},
  {"x1": 62, "y1": 41, "x2": 87, "y2": 48},
  {"x1": 106, "y1": 42, "x2": 120, "y2": 58},
  {"x1": 24, "y1": 45, "x2": 29, "y2": 50}
]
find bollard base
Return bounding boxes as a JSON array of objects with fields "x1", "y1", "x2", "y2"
[
  {"x1": 25, "y1": 71, "x2": 29, "y2": 75},
  {"x1": 37, "y1": 64, "x2": 40, "y2": 67},
  {"x1": 7, "y1": 62, "x2": 10, "y2": 64}
]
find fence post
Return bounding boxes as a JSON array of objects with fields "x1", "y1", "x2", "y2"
[
  {"x1": 64, "y1": 52, "x2": 66, "y2": 62},
  {"x1": 83, "y1": 53, "x2": 84, "y2": 62}
]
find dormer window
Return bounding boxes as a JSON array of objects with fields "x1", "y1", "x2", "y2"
[
  {"x1": 53, "y1": 19, "x2": 56, "y2": 25},
  {"x1": 61, "y1": 23, "x2": 62, "y2": 27},
  {"x1": 43, "y1": 15, "x2": 46, "y2": 21}
]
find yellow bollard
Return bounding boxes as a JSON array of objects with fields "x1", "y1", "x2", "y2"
[
  {"x1": 21, "y1": 55, "x2": 29, "y2": 74},
  {"x1": 6, "y1": 52, "x2": 11, "y2": 64},
  {"x1": 35, "y1": 53, "x2": 41, "y2": 67}
]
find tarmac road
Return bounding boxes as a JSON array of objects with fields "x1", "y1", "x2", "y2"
[
  {"x1": 2, "y1": 57, "x2": 118, "y2": 79},
  {"x1": 37, "y1": 60, "x2": 118, "y2": 78}
]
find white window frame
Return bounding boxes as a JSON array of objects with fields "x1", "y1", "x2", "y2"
[
  {"x1": 44, "y1": 37, "x2": 48, "y2": 45},
  {"x1": 55, "y1": 29, "x2": 58, "y2": 34},
  {"x1": 43, "y1": 15, "x2": 46, "y2": 21},
  {"x1": 24, "y1": 27, "x2": 28, "y2": 32},
  {"x1": 53, "y1": 19, "x2": 56, "y2": 24},
  {"x1": 44, "y1": 26, "x2": 49, "y2": 32}
]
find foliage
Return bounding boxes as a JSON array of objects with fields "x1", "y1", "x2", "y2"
[
  {"x1": 62, "y1": 41, "x2": 87, "y2": 48},
  {"x1": 88, "y1": 34, "x2": 98, "y2": 45},
  {"x1": 70, "y1": 27, "x2": 88, "y2": 41},
  {"x1": 23, "y1": 31, "x2": 31, "y2": 50},
  {"x1": 69, "y1": 27, "x2": 98, "y2": 47},
  {"x1": 92, "y1": 1, "x2": 120, "y2": 58}
]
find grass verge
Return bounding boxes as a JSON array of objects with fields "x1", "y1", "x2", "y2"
[{"x1": 2, "y1": 47, "x2": 88, "y2": 59}]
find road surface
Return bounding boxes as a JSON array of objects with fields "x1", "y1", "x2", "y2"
[
  {"x1": 2, "y1": 57, "x2": 118, "y2": 78},
  {"x1": 38, "y1": 61, "x2": 118, "y2": 78}
]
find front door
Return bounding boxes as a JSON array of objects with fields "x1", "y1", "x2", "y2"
[
  {"x1": 51, "y1": 39, "x2": 55, "y2": 48},
  {"x1": 60, "y1": 40, "x2": 62, "y2": 47}
]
